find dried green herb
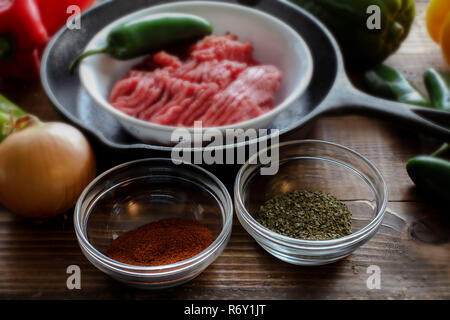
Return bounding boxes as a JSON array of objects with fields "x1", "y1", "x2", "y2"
[{"x1": 256, "y1": 190, "x2": 352, "y2": 240}]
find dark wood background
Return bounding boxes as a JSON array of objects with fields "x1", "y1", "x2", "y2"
[{"x1": 0, "y1": 0, "x2": 449, "y2": 300}]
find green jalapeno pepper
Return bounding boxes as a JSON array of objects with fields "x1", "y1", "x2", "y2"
[
  {"x1": 70, "y1": 13, "x2": 213, "y2": 73},
  {"x1": 424, "y1": 68, "x2": 450, "y2": 111},
  {"x1": 406, "y1": 73, "x2": 450, "y2": 203},
  {"x1": 364, "y1": 64, "x2": 431, "y2": 107},
  {"x1": 364, "y1": 65, "x2": 450, "y2": 203},
  {"x1": 407, "y1": 153, "x2": 450, "y2": 203}
]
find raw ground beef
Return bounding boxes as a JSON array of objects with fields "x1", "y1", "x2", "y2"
[{"x1": 109, "y1": 34, "x2": 282, "y2": 127}]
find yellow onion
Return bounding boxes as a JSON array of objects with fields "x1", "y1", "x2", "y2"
[{"x1": 0, "y1": 117, "x2": 96, "y2": 218}]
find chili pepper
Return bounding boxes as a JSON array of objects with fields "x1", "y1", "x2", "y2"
[
  {"x1": 424, "y1": 68, "x2": 450, "y2": 111},
  {"x1": 69, "y1": 13, "x2": 213, "y2": 73},
  {"x1": 364, "y1": 65, "x2": 450, "y2": 203},
  {"x1": 407, "y1": 153, "x2": 450, "y2": 203},
  {"x1": 288, "y1": 0, "x2": 416, "y2": 69},
  {"x1": 364, "y1": 64, "x2": 431, "y2": 107},
  {"x1": 406, "y1": 75, "x2": 450, "y2": 204},
  {"x1": 0, "y1": 0, "x2": 48, "y2": 79},
  {"x1": 36, "y1": 0, "x2": 95, "y2": 36},
  {"x1": 0, "y1": 93, "x2": 27, "y2": 142}
]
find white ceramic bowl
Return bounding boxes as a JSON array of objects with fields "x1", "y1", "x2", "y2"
[{"x1": 78, "y1": 1, "x2": 313, "y2": 145}]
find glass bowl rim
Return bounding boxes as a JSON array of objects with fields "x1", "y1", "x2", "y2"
[
  {"x1": 234, "y1": 139, "x2": 388, "y2": 248},
  {"x1": 74, "y1": 158, "x2": 233, "y2": 276}
]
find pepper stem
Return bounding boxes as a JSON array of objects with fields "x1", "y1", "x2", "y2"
[
  {"x1": 69, "y1": 47, "x2": 108, "y2": 74},
  {"x1": 431, "y1": 143, "x2": 450, "y2": 157}
]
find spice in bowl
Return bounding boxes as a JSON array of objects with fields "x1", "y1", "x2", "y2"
[
  {"x1": 256, "y1": 190, "x2": 352, "y2": 240},
  {"x1": 106, "y1": 218, "x2": 214, "y2": 266}
]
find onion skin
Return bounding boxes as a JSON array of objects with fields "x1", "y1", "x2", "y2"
[{"x1": 0, "y1": 122, "x2": 96, "y2": 218}]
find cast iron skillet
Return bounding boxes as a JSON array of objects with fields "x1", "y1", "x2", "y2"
[{"x1": 41, "y1": 0, "x2": 450, "y2": 155}]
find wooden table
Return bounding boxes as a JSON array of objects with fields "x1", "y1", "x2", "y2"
[{"x1": 0, "y1": 0, "x2": 449, "y2": 300}]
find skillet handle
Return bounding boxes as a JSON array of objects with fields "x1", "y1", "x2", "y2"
[{"x1": 322, "y1": 77, "x2": 450, "y2": 142}]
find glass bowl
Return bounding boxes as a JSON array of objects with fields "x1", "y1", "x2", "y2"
[
  {"x1": 234, "y1": 140, "x2": 388, "y2": 265},
  {"x1": 74, "y1": 159, "x2": 233, "y2": 289}
]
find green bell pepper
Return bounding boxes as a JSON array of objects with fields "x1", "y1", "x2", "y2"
[{"x1": 288, "y1": 0, "x2": 415, "y2": 68}]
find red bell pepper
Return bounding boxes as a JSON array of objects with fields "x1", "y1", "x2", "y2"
[
  {"x1": 37, "y1": 0, "x2": 95, "y2": 36},
  {"x1": 0, "y1": 0, "x2": 94, "y2": 79},
  {"x1": 0, "y1": 0, "x2": 48, "y2": 78}
]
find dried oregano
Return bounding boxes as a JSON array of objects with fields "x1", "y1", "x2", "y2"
[{"x1": 256, "y1": 190, "x2": 352, "y2": 240}]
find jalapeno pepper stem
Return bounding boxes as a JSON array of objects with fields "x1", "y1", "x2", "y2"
[
  {"x1": 69, "y1": 47, "x2": 108, "y2": 74},
  {"x1": 431, "y1": 143, "x2": 450, "y2": 157}
]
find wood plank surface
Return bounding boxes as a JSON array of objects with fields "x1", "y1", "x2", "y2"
[{"x1": 0, "y1": 0, "x2": 449, "y2": 300}]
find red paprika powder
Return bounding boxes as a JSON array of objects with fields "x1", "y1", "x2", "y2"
[{"x1": 106, "y1": 218, "x2": 214, "y2": 266}]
